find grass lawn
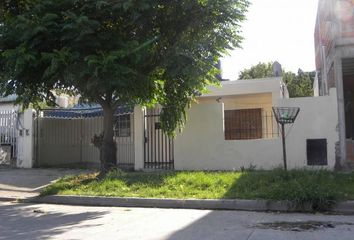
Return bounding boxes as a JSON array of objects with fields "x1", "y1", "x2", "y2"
[{"x1": 42, "y1": 169, "x2": 354, "y2": 210}]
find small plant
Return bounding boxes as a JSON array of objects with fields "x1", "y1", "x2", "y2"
[
  {"x1": 240, "y1": 164, "x2": 257, "y2": 172},
  {"x1": 105, "y1": 168, "x2": 127, "y2": 179},
  {"x1": 288, "y1": 172, "x2": 341, "y2": 211}
]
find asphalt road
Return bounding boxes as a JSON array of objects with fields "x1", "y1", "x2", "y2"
[{"x1": 1, "y1": 202, "x2": 354, "y2": 240}]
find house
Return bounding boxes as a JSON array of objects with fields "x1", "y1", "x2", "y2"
[
  {"x1": 12, "y1": 74, "x2": 337, "y2": 171},
  {"x1": 314, "y1": 0, "x2": 354, "y2": 168},
  {"x1": 169, "y1": 78, "x2": 337, "y2": 171}
]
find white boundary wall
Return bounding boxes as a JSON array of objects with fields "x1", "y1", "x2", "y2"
[
  {"x1": 276, "y1": 88, "x2": 338, "y2": 169},
  {"x1": 174, "y1": 89, "x2": 338, "y2": 170},
  {"x1": 17, "y1": 109, "x2": 34, "y2": 168}
]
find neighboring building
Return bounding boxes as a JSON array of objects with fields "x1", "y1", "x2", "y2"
[
  {"x1": 315, "y1": 0, "x2": 354, "y2": 167},
  {"x1": 54, "y1": 94, "x2": 80, "y2": 108},
  {"x1": 0, "y1": 93, "x2": 78, "y2": 110},
  {"x1": 0, "y1": 94, "x2": 20, "y2": 111}
]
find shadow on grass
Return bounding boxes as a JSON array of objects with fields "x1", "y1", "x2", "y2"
[
  {"x1": 223, "y1": 169, "x2": 343, "y2": 211},
  {"x1": 164, "y1": 170, "x2": 353, "y2": 240},
  {"x1": 38, "y1": 168, "x2": 354, "y2": 239},
  {"x1": 42, "y1": 168, "x2": 353, "y2": 212},
  {"x1": 41, "y1": 170, "x2": 178, "y2": 196}
]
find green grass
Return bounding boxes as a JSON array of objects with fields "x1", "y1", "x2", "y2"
[{"x1": 42, "y1": 169, "x2": 354, "y2": 211}]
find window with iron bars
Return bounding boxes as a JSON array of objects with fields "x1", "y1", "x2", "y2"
[
  {"x1": 114, "y1": 114, "x2": 131, "y2": 137},
  {"x1": 224, "y1": 108, "x2": 279, "y2": 140}
]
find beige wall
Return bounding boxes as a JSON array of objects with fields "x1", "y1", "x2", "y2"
[
  {"x1": 199, "y1": 93, "x2": 272, "y2": 112},
  {"x1": 174, "y1": 89, "x2": 338, "y2": 170},
  {"x1": 174, "y1": 103, "x2": 281, "y2": 170},
  {"x1": 199, "y1": 93, "x2": 275, "y2": 139},
  {"x1": 203, "y1": 77, "x2": 286, "y2": 101}
]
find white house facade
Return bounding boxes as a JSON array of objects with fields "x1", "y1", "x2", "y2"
[{"x1": 9, "y1": 77, "x2": 339, "y2": 171}]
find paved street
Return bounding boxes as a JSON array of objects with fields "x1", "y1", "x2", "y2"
[
  {"x1": 0, "y1": 168, "x2": 91, "y2": 199},
  {"x1": 1, "y1": 202, "x2": 354, "y2": 240}
]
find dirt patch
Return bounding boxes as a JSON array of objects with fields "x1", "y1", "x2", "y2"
[{"x1": 254, "y1": 221, "x2": 354, "y2": 232}]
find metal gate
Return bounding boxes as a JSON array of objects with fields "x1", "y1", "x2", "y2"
[
  {"x1": 35, "y1": 107, "x2": 134, "y2": 169},
  {"x1": 144, "y1": 108, "x2": 174, "y2": 169},
  {"x1": 0, "y1": 110, "x2": 18, "y2": 165}
]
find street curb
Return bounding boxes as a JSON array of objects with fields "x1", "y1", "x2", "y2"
[
  {"x1": 0, "y1": 197, "x2": 18, "y2": 202},
  {"x1": 24, "y1": 195, "x2": 354, "y2": 214},
  {"x1": 332, "y1": 201, "x2": 354, "y2": 214},
  {"x1": 28, "y1": 195, "x2": 293, "y2": 211}
]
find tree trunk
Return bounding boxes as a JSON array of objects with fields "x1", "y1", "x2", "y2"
[{"x1": 100, "y1": 104, "x2": 117, "y2": 175}]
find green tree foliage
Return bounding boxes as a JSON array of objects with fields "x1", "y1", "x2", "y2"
[
  {"x1": 238, "y1": 62, "x2": 314, "y2": 98},
  {"x1": 283, "y1": 70, "x2": 314, "y2": 98},
  {"x1": 1, "y1": 0, "x2": 249, "y2": 173},
  {"x1": 238, "y1": 62, "x2": 275, "y2": 79}
]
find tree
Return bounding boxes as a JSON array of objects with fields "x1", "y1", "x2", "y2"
[
  {"x1": 283, "y1": 69, "x2": 314, "y2": 98},
  {"x1": 1, "y1": 0, "x2": 249, "y2": 174},
  {"x1": 238, "y1": 62, "x2": 314, "y2": 98},
  {"x1": 238, "y1": 62, "x2": 275, "y2": 79}
]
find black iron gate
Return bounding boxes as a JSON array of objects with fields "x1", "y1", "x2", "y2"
[{"x1": 144, "y1": 108, "x2": 174, "y2": 169}]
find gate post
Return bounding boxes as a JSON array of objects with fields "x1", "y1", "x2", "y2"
[
  {"x1": 17, "y1": 109, "x2": 34, "y2": 168},
  {"x1": 134, "y1": 106, "x2": 145, "y2": 170}
]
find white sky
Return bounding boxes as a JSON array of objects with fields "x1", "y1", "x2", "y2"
[{"x1": 221, "y1": 0, "x2": 319, "y2": 80}]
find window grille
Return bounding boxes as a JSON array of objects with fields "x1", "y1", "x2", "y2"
[
  {"x1": 224, "y1": 109, "x2": 278, "y2": 140},
  {"x1": 114, "y1": 114, "x2": 131, "y2": 137}
]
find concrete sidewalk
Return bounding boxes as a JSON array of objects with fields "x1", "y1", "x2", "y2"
[
  {"x1": 0, "y1": 168, "x2": 91, "y2": 200},
  {"x1": 2, "y1": 202, "x2": 354, "y2": 240}
]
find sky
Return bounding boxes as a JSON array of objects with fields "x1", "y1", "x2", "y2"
[{"x1": 221, "y1": 0, "x2": 319, "y2": 80}]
